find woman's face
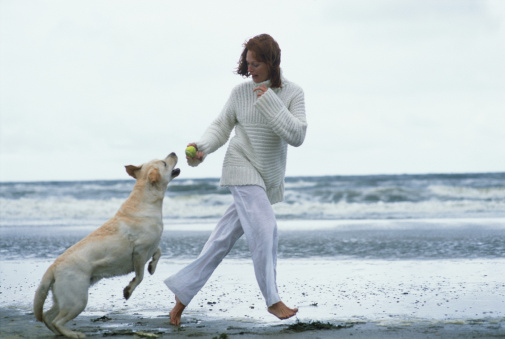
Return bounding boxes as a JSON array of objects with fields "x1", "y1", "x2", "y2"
[{"x1": 246, "y1": 50, "x2": 269, "y2": 83}]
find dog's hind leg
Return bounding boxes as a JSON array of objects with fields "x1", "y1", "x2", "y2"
[
  {"x1": 51, "y1": 279, "x2": 89, "y2": 338},
  {"x1": 123, "y1": 250, "x2": 147, "y2": 300},
  {"x1": 53, "y1": 310, "x2": 87, "y2": 339},
  {"x1": 148, "y1": 247, "x2": 161, "y2": 275},
  {"x1": 43, "y1": 298, "x2": 60, "y2": 335}
]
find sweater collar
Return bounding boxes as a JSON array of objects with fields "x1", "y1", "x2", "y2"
[
  {"x1": 251, "y1": 69, "x2": 285, "y2": 90},
  {"x1": 252, "y1": 78, "x2": 271, "y2": 88}
]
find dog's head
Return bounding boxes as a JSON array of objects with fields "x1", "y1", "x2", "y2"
[{"x1": 125, "y1": 152, "x2": 180, "y2": 188}]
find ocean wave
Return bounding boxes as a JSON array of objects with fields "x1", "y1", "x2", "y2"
[
  {"x1": 273, "y1": 199, "x2": 505, "y2": 220},
  {"x1": 0, "y1": 194, "x2": 233, "y2": 225},
  {"x1": 1, "y1": 173, "x2": 504, "y2": 226},
  {"x1": 2, "y1": 196, "x2": 504, "y2": 226},
  {"x1": 429, "y1": 185, "x2": 505, "y2": 200}
]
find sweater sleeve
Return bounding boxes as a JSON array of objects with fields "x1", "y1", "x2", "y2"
[
  {"x1": 254, "y1": 86, "x2": 307, "y2": 147},
  {"x1": 196, "y1": 91, "x2": 237, "y2": 159}
]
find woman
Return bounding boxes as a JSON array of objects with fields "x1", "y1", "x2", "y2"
[{"x1": 164, "y1": 34, "x2": 307, "y2": 325}]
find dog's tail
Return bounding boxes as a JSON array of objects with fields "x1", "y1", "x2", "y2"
[{"x1": 33, "y1": 265, "x2": 55, "y2": 322}]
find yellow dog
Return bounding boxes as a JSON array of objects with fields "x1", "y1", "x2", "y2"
[{"x1": 34, "y1": 153, "x2": 180, "y2": 338}]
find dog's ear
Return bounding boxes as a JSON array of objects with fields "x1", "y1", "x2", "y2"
[
  {"x1": 148, "y1": 167, "x2": 161, "y2": 184},
  {"x1": 125, "y1": 165, "x2": 142, "y2": 179}
]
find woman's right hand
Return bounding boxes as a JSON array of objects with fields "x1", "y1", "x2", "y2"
[{"x1": 186, "y1": 143, "x2": 204, "y2": 167}]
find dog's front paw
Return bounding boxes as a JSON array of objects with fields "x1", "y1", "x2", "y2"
[
  {"x1": 148, "y1": 261, "x2": 156, "y2": 275},
  {"x1": 123, "y1": 286, "x2": 131, "y2": 300}
]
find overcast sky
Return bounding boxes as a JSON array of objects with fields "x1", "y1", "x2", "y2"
[{"x1": 1, "y1": 0, "x2": 504, "y2": 182}]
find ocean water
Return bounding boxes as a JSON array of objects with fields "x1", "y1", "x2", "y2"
[{"x1": 1, "y1": 173, "x2": 504, "y2": 261}]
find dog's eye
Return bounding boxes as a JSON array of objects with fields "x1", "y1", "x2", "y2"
[{"x1": 162, "y1": 161, "x2": 167, "y2": 167}]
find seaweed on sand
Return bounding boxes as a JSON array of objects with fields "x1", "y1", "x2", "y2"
[
  {"x1": 285, "y1": 320, "x2": 353, "y2": 332},
  {"x1": 91, "y1": 315, "x2": 112, "y2": 322}
]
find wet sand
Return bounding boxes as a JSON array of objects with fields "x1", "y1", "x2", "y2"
[
  {"x1": 1, "y1": 308, "x2": 504, "y2": 339},
  {"x1": 1, "y1": 259, "x2": 504, "y2": 338}
]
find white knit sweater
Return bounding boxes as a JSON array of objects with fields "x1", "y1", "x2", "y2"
[{"x1": 195, "y1": 75, "x2": 307, "y2": 204}]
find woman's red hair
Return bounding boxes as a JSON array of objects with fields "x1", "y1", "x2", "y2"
[{"x1": 236, "y1": 34, "x2": 282, "y2": 88}]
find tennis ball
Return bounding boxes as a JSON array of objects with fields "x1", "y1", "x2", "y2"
[{"x1": 185, "y1": 146, "x2": 197, "y2": 158}]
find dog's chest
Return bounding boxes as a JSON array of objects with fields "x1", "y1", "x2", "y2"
[{"x1": 123, "y1": 221, "x2": 163, "y2": 249}]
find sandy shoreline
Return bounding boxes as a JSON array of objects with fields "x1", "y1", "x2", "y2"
[
  {"x1": 1, "y1": 258, "x2": 504, "y2": 338},
  {"x1": 1, "y1": 308, "x2": 504, "y2": 339}
]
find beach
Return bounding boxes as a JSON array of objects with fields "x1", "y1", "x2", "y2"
[
  {"x1": 1, "y1": 258, "x2": 504, "y2": 338},
  {"x1": 1, "y1": 173, "x2": 504, "y2": 337}
]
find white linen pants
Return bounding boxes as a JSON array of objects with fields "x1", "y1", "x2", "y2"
[{"x1": 164, "y1": 185, "x2": 281, "y2": 307}]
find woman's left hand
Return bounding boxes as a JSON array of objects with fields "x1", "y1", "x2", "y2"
[{"x1": 253, "y1": 84, "x2": 268, "y2": 98}]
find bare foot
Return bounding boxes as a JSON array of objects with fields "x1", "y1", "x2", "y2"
[
  {"x1": 169, "y1": 296, "x2": 186, "y2": 326},
  {"x1": 268, "y1": 301, "x2": 298, "y2": 320}
]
